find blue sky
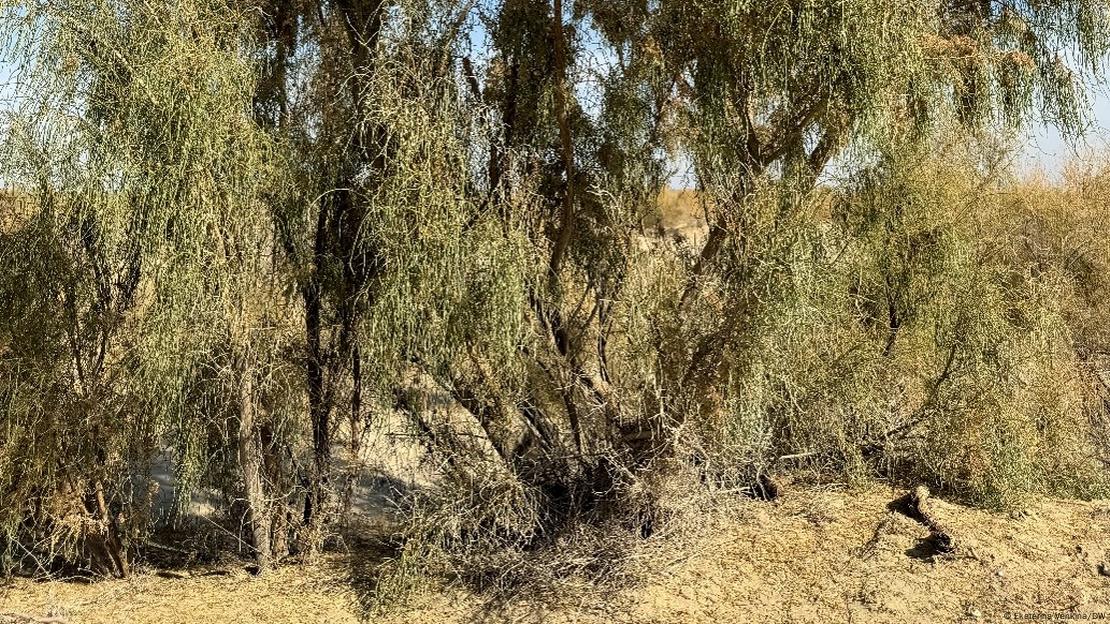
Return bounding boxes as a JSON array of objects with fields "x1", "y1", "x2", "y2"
[
  {"x1": 1019, "y1": 84, "x2": 1110, "y2": 178},
  {"x1": 0, "y1": 61, "x2": 10, "y2": 107}
]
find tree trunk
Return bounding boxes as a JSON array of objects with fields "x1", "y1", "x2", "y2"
[
  {"x1": 350, "y1": 341, "x2": 362, "y2": 458},
  {"x1": 548, "y1": 0, "x2": 576, "y2": 277},
  {"x1": 260, "y1": 423, "x2": 289, "y2": 560},
  {"x1": 302, "y1": 205, "x2": 332, "y2": 538},
  {"x1": 237, "y1": 353, "x2": 271, "y2": 572},
  {"x1": 83, "y1": 480, "x2": 129, "y2": 578}
]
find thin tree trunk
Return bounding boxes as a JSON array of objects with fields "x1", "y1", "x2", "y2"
[
  {"x1": 237, "y1": 354, "x2": 271, "y2": 572},
  {"x1": 302, "y1": 204, "x2": 331, "y2": 536},
  {"x1": 548, "y1": 0, "x2": 576, "y2": 277},
  {"x1": 92, "y1": 481, "x2": 129, "y2": 578},
  {"x1": 260, "y1": 423, "x2": 289, "y2": 559},
  {"x1": 350, "y1": 341, "x2": 362, "y2": 457}
]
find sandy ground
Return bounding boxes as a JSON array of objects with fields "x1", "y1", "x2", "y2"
[{"x1": 5, "y1": 482, "x2": 1110, "y2": 623}]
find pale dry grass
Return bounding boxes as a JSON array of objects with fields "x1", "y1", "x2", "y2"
[{"x1": 7, "y1": 481, "x2": 1110, "y2": 623}]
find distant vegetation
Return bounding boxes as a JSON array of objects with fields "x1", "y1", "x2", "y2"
[{"x1": 2, "y1": 0, "x2": 1110, "y2": 601}]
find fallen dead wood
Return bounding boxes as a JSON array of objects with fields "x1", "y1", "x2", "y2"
[{"x1": 891, "y1": 485, "x2": 956, "y2": 554}]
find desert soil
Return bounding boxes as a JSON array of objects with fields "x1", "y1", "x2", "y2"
[{"x1": 5, "y1": 482, "x2": 1110, "y2": 623}]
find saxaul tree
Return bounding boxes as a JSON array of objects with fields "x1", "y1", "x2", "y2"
[
  {"x1": 430, "y1": 0, "x2": 1110, "y2": 517},
  {"x1": 2, "y1": 0, "x2": 1110, "y2": 578},
  {"x1": 0, "y1": 0, "x2": 280, "y2": 573}
]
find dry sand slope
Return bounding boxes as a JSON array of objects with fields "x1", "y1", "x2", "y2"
[{"x1": 5, "y1": 483, "x2": 1110, "y2": 624}]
